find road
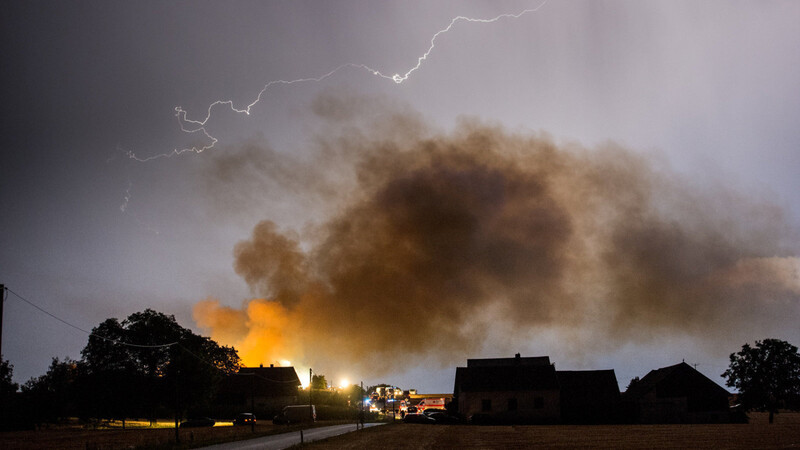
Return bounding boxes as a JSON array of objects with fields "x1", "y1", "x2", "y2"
[{"x1": 197, "y1": 423, "x2": 385, "y2": 450}]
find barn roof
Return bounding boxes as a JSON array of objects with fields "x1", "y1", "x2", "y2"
[
  {"x1": 467, "y1": 355, "x2": 551, "y2": 367},
  {"x1": 218, "y1": 366, "x2": 301, "y2": 397},
  {"x1": 623, "y1": 362, "x2": 729, "y2": 400},
  {"x1": 455, "y1": 363, "x2": 559, "y2": 392},
  {"x1": 557, "y1": 369, "x2": 620, "y2": 395}
]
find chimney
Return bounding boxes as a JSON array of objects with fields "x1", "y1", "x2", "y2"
[
  {"x1": 270, "y1": 364, "x2": 274, "y2": 368},
  {"x1": 259, "y1": 363, "x2": 263, "y2": 368}
]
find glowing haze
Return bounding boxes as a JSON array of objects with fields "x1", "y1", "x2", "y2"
[{"x1": 194, "y1": 94, "x2": 799, "y2": 378}]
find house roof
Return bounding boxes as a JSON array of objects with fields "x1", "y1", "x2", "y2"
[
  {"x1": 455, "y1": 363, "x2": 559, "y2": 392},
  {"x1": 467, "y1": 355, "x2": 551, "y2": 367},
  {"x1": 557, "y1": 370, "x2": 620, "y2": 395},
  {"x1": 219, "y1": 366, "x2": 301, "y2": 397},
  {"x1": 623, "y1": 362, "x2": 729, "y2": 400}
]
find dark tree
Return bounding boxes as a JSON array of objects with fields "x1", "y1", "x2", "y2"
[
  {"x1": 21, "y1": 357, "x2": 83, "y2": 424},
  {"x1": 0, "y1": 358, "x2": 22, "y2": 430},
  {"x1": 626, "y1": 376, "x2": 640, "y2": 391},
  {"x1": 0, "y1": 358, "x2": 17, "y2": 397},
  {"x1": 311, "y1": 374, "x2": 328, "y2": 390},
  {"x1": 81, "y1": 309, "x2": 240, "y2": 422},
  {"x1": 342, "y1": 383, "x2": 365, "y2": 406},
  {"x1": 722, "y1": 338, "x2": 800, "y2": 423}
]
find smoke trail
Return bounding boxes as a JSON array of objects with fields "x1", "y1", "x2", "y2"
[{"x1": 194, "y1": 95, "x2": 799, "y2": 372}]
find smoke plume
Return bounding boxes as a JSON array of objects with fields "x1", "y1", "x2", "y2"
[{"x1": 194, "y1": 93, "x2": 799, "y2": 373}]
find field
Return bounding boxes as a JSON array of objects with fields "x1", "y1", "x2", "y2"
[
  {"x1": 308, "y1": 423, "x2": 800, "y2": 449},
  {"x1": 0, "y1": 420, "x2": 308, "y2": 450},
  {"x1": 0, "y1": 413, "x2": 798, "y2": 449},
  {"x1": 307, "y1": 412, "x2": 800, "y2": 450}
]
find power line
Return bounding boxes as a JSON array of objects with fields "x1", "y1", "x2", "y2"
[
  {"x1": 3, "y1": 286, "x2": 177, "y2": 349},
  {"x1": 4, "y1": 286, "x2": 299, "y2": 382}
]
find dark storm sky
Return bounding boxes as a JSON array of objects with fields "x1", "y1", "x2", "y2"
[{"x1": 2, "y1": 0, "x2": 799, "y2": 392}]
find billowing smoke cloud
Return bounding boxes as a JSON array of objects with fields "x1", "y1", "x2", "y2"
[{"x1": 194, "y1": 93, "x2": 799, "y2": 373}]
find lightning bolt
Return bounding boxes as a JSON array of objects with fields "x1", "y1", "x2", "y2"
[
  {"x1": 127, "y1": 1, "x2": 548, "y2": 162},
  {"x1": 119, "y1": 179, "x2": 160, "y2": 234},
  {"x1": 120, "y1": 180, "x2": 132, "y2": 213}
]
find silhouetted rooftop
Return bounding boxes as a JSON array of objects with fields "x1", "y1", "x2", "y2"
[
  {"x1": 466, "y1": 354, "x2": 551, "y2": 367},
  {"x1": 623, "y1": 362, "x2": 729, "y2": 412},
  {"x1": 218, "y1": 366, "x2": 301, "y2": 397},
  {"x1": 455, "y1": 364, "x2": 559, "y2": 392}
]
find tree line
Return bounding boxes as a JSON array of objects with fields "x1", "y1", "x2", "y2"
[{"x1": 1, "y1": 309, "x2": 239, "y2": 430}]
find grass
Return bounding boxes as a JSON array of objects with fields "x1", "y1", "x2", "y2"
[
  {"x1": 1, "y1": 413, "x2": 798, "y2": 449},
  {"x1": 0, "y1": 419, "x2": 364, "y2": 449},
  {"x1": 301, "y1": 412, "x2": 800, "y2": 449}
]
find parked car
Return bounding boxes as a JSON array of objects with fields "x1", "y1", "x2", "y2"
[
  {"x1": 425, "y1": 410, "x2": 461, "y2": 424},
  {"x1": 233, "y1": 413, "x2": 256, "y2": 426},
  {"x1": 180, "y1": 417, "x2": 215, "y2": 428},
  {"x1": 402, "y1": 412, "x2": 436, "y2": 424}
]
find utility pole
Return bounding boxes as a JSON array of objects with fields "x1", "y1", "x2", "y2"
[
  {"x1": 174, "y1": 380, "x2": 180, "y2": 444},
  {"x1": 309, "y1": 368, "x2": 313, "y2": 422},
  {"x1": 360, "y1": 381, "x2": 364, "y2": 430},
  {"x1": 0, "y1": 284, "x2": 5, "y2": 358},
  {"x1": 250, "y1": 373, "x2": 255, "y2": 433}
]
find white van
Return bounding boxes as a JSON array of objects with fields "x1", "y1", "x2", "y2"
[{"x1": 273, "y1": 404, "x2": 316, "y2": 424}]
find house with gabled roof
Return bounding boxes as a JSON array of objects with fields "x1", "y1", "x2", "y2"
[
  {"x1": 622, "y1": 361, "x2": 731, "y2": 423},
  {"x1": 214, "y1": 364, "x2": 301, "y2": 417},
  {"x1": 454, "y1": 354, "x2": 560, "y2": 423},
  {"x1": 453, "y1": 354, "x2": 621, "y2": 424}
]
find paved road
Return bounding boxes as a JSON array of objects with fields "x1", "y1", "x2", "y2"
[{"x1": 198, "y1": 423, "x2": 385, "y2": 450}]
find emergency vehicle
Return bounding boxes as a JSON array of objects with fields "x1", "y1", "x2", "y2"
[{"x1": 416, "y1": 397, "x2": 446, "y2": 412}]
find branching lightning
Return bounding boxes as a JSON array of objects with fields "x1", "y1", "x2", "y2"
[{"x1": 127, "y1": 1, "x2": 548, "y2": 162}]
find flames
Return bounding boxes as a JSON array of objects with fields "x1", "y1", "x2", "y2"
[{"x1": 194, "y1": 297, "x2": 295, "y2": 367}]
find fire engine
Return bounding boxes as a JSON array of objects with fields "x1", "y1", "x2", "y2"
[{"x1": 416, "y1": 397, "x2": 446, "y2": 412}]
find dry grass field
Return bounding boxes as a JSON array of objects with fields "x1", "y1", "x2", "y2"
[
  {"x1": 306, "y1": 413, "x2": 800, "y2": 450},
  {"x1": 0, "y1": 421, "x2": 305, "y2": 450},
  {"x1": 0, "y1": 413, "x2": 798, "y2": 449}
]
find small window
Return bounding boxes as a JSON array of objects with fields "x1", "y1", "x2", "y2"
[
  {"x1": 534, "y1": 396, "x2": 544, "y2": 409},
  {"x1": 508, "y1": 398, "x2": 518, "y2": 411},
  {"x1": 481, "y1": 399, "x2": 492, "y2": 412}
]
